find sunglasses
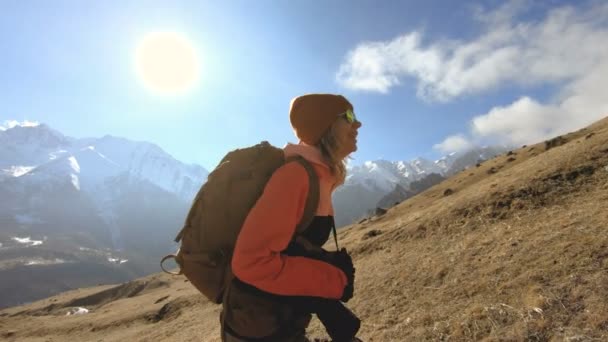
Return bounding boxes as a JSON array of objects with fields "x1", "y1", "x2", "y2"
[{"x1": 339, "y1": 109, "x2": 358, "y2": 124}]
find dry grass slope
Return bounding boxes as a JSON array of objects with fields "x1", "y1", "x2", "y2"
[{"x1": 2, "y1": 116, "x2": 607, "y2": 341}]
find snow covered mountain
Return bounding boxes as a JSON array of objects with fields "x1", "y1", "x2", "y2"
[
  {"x1": 0, "y1": 122, "x2": 210, "y2": 308},
  {"x1": 0, "y1": 123, "x2": 209, "y2": 248},
  {"x1": 0, "y1": 124, "x2": 208, "y2": 200},
  {"x1": 346, "y1": 157, "x2": 445, "y2": 194},
  {"x1": 333, "y1": 146, "x2": 508, "y2": 226}
]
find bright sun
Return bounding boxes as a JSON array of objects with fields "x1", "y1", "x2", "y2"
[{"x1": 135, "y1": 32, "x2": 200, "y2": 94}]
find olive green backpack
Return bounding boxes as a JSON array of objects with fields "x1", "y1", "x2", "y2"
[{"x1": 161, "y1": 141, "x2": 319, "y2": 304}]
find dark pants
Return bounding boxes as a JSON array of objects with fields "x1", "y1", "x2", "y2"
[
  {"x1": 221, "y1": 278, "x2": 312, "y2": 342},
  {"x1": 221, "y1": 324, "x2": 310, "y2": 342}
]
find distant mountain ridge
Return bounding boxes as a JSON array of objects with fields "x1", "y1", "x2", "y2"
[
  {"x1": 0, "y1": 124, "x2": 208, "y2": 199},
  {"x1": 333, "y1": 145, "x2": 508, "y2": 226}
]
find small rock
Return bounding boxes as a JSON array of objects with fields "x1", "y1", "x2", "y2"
[
  {"x1": 443, "y1": 188, "x2": 454, "y2": 196},
  {"x1": 154, "y1": 295, "x2": 170, "y2": 304},
  {"x1": 149, "y1": 303, "x2": 172, "y2": 323},
  {"x1": 362, "y1": 229, "x2": 383, "y2": 240},
  {"x1": 545, "y1": 136, "x2": 567, "y2": 150},
  {"x1": 3, "y1": 331, "x2": 16, "y2": 338},
  {"x1": 566, "y1": 165, "x2": 595, "y2": 181},
  {"x1": 507, "y1": 157, "x2": 516, "y2": 162},
  {"x1": 375, "y1": 207, "x2": 387, "y2": 216}
]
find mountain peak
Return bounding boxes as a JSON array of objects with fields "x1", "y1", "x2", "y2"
[
  {"x1": 0, "y1": 120, "x2": 41, "y2": 130},
  {"x1": 1, "y1": 123, "x2": 208, "y2": 200}
]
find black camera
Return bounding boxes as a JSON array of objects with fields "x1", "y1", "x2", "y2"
[{"x1": 285, "y1": 242, "x2": 361, "y2": 341}]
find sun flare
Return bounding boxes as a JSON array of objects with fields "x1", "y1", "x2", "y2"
[{"x1": 135, "y1": 32, "x2": 200, "y2": 94}]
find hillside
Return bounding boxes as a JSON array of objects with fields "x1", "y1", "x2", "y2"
[{"x1": 1, "y1": 116, "x2": 607, "y2": 341}]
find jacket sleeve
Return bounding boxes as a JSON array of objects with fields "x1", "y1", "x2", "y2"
[{"x1": 231, "y1": 161, "x2": 347, "y2": 299}]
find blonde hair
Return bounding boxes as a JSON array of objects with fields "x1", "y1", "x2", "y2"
[{"x1": 317, "y1": 120, "x2": 348, "y2": 186}]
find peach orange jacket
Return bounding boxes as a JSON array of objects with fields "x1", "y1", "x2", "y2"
[{"x1": 231, "y1": 143, "x2": 348, "y2": 299}]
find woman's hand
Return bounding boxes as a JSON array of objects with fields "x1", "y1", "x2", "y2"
[{"x1": 323, "y1": 248, "x2": 355, "y2": 302}]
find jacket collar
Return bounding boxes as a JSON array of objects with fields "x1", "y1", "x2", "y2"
[{"x1": 283, "y1": 142, "x2": 329, "y2": 169}]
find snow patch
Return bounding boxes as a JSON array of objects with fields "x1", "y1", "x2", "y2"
[
  {"x1": 12, "y1": 236, "x2": 44, "y2": 246},
  {"x1": 2, "y1": 166, "x2": 36, "y2": 177},
  {"x1": 67, "y1": 156, "x2": 80, "y2": 173},
  {"x1": 25, "y1": 258, "x2": 65, "y2": 266},
  {"x1": 49, "y1": 150, "x2": 69, "y2": 160},
  {"x1": 107, "y1": 256, "x2": 128, "y2": 264},
  {"x1": 1, "y1": 120, "x2": 40, "y2": 130},
  {"x1": 66, "y1": 307, "x2": 89, "y2": 315},
  {"x1": 71, "y1": 173, "x2": 80, "y2": 190}
]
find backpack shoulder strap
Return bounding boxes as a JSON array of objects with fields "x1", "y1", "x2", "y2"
[
  {"x1": 287, "y1": 156, "x2": 341, "y2": 253},
  {"x1": 284, "y1": 156, "x2": 319, "y2": 235}
]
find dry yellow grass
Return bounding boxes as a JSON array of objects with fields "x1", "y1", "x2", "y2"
[{"x1": 2, "y1": 116, "x2": 607, "y2": 341}]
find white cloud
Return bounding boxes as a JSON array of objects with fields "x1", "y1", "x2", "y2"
[
  {"x1": 1, "y1": 120, "x2": 40, "y2": 130},
  {"x1": 338, "y1": 2, "x2": 608, "y2": 101},
  {"x1": 336, "y1": 33, "x2": 444, "y2": 95},
  {"x1": 433, "y1": 134, "x2": 475, "y2": 154},
  {"x1": 471, "y1": 97, "x2": 561, "y2": 145},
  {"x1": 472, "y1": 0, "x2": 529, "y2": 26},
  {"x1": 469, "y1": 60, "x2": 608, "y2": 147},
  {"x1": 338, "y1": 1, "x2": 608, "y2": 149}
]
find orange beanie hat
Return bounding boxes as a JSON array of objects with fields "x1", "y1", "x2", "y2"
[{"x1": 289, "y1": 94, "x2": 353, "y2": 145}]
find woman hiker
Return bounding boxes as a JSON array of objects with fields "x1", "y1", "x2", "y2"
[{"x1": 221, "y1": 94, "x2": 363, "y2": 342}]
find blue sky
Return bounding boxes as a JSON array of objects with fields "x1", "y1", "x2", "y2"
[{"x1": 1, "y1": 0, "x2": 607, "y2": 171}]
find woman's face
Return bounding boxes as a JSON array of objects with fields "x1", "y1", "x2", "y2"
[{"x1": 333, "y1": 113, "x2": 362, "y2": 159}]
